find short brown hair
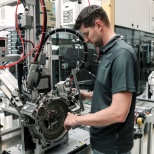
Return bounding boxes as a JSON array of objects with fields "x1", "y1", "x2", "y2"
[{"x1": 74, "y1": 5, "x2": 110, "y2": 30}]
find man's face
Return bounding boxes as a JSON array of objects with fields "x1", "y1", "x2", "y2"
[{"x1": 80, "y1": 24, "x2": 103, "y2": 48}]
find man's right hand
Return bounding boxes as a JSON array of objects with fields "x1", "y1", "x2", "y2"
[{"x1": 80, "y1": 90, "x2": 93, "y2": 100}]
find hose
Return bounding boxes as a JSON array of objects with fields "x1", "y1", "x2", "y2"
[{"x1": 43, "y1": 28, "x2": 88, "y2": 70}]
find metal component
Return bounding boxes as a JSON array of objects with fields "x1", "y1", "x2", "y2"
[
  {"x1": 33, "y1": 4, "x2": 36, "y2": 46},
  {"x1": 56, "y1": 80, "x2": 71, "y2": 99},
  {"x1": 55, "y1": 0, "x2": 61, "y2": 27},
  {"x1": 146, "y1": 114, "x2": 154, "y2": 154},
  {"x1": 134, "y1": 110, "x2": 146, "y2": 154},
  {"x1": 25, "y1": 1, "x2": 36, "y2": 67},
  {"x1": 46, "y1": 42, "x2": 61, "y2": 89},
  {"x1": 135, "y1": 104, "x2": 154, "y2": 154},
  {"x1": 136, "y1": 97, "x2": 154, "y2": 103},
  {"x1": 26, "y1": 64, "x2": 42, "y2": 89},
  {"x1": 0, "y1": 85, "x2": 12, "y2": 100},
  {"x1": 0, "y1": 0, "x2": 17, "y2": 7},
  {"x1": 1, "y1": 108, "x2": 20, "y2": 118},
  {"x1": 69, "y1": 0, "x2": 78, "y2": 2},
  {"x1": 148, "y1": 71, "x2": 154, "y2": 99},
  {"x1": 72, "y1": 69, "x2": 84, "y2": 111},
  {"x1": 10, "y1": 94, "x2": 22, "y2": 116},
  {"x1": 7, "y1": 30, "x2": 23, "y2": 55},
  {"x1": 25, "y1": 0, "x2": 35, "y2": 5},
  {"x1": 0, "y1": 55, "x2": 21, "y2": 62},
  {"x1": 0, "y1": 127, "x2": 20, "y2": 137},
  {"x1": 38, "y1": 53, "x2": 46, "y2": 65},
  {"x1": 21, "y1": 96, "x2": 69, "y2": 146},
  {"x1": 20, "y1": 15, "x2": 33, "y2": 29},
  {"x1": 56, "y1": 71, "x2": 84, "y2": 113},
  {"x1": 0, "y1": 37, "x2": 8, "y2": 56},
  {"x1": 0, "y1": 0, "x2": 89, "y2": 153},
  {"x1": 20, "y1": 119, "x2": 33, "y2": 154},
  {"x1": 0, "y1": 69, "x2": 18, "y2": 92},
  {"x1": 3, "y1": 128, "x2": 90, "y2": 154},
  {"x1": 139, "y1": 133, "x2": 144, "y2": 154},
  {"x1": 0, "y1": 69, "x2": 22, "y2": 116},
  {"x1": 0, "y1": 69, "x2": 22, "y2": 111}
]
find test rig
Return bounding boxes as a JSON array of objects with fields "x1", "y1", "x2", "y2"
[{"x1": 0, "y1": 0, "x2": 91, "y2": 154}]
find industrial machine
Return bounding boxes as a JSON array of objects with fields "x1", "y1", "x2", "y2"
[
  {"x1": 0, "y1": 37, "x2": 8, "y2": 56},
  {"x1": 0, "y1": 0, "x2": 91, "y2": 154},
  {"x1": 134, "y1": 71, "x2": 154, "y2": 154},
  {"x1": 1, "y1": 1, "x2": 154, "y2": 154}
]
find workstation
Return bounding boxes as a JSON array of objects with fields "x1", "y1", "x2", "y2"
[{"x1": 0, "y1": 0, "x2": 154, "y2": 154}]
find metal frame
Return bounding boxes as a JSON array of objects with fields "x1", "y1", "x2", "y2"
[
  {"x1": 0, "y1": 0, "x2": 17, "y2": 7},
  {"x1": 3, "y1": 127, "x2": 91, "y2": 154}
]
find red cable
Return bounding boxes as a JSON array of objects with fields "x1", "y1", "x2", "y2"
[
  {"x1": 2, "y1": 46, "x2": 39, "y2": 68},
  {"x1": 0, "y1": 0, "x2": 47, "y2": 69},
  {"x1": 0, "y1": 0, "x2": 39, "y2": 69},
  {"x1": 0, "y1": 0, "x2": 23, "y2": 69},
  {"x1": 33, "y1": 0, "x2": 47, "y2": 61},
  {"x1": 24, "y1": 40, "x2": 35, "y2": 48}
]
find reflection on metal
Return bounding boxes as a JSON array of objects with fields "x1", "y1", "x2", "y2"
[
  {"x1": 0, "y1": 0, "x2": 17, "y2": 7},
  {"x1": 0, "y1": 127, "x2": 20, "y2": 137},
  {"x1": 136, "y1": 74, "x2": 154, "y2": 154},
  {"x1": 3, "y1": 127, "x2": 91, "y2": 154},
  {"x1": 115, "y1": 26, "x2": 154, "y2": 95},
  {"x1": 0, "y1": 69, "x2": 18, "y2": 94}
]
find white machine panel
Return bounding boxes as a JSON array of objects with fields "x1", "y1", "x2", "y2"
[
  {"x1": 0, "y1": 6, "x2": 15, "y2": 28},
  {"x1": 0, "y1": 0, "x2": 16, "y2": 7},
  {"x1": 61, "y1": 0, "x2": 102, "y2": 27}
]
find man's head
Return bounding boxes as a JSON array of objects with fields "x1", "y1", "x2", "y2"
[
  {"x1": 74, "y1": 5, "x2": 110, "y2": 30},
  {"x1": 74, "y1": 5, "x2": 111, "y2": 48}
]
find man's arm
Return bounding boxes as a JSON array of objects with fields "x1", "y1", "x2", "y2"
[{"x1": 64, "y1": 91, "x2": 132, "y2": 130}]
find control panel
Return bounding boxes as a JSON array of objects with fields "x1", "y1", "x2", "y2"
[{"x1": 0, "y1": 37, "x2": 8, "y2": 56}]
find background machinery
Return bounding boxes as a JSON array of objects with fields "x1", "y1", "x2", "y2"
[{"x1": 0, "y1": 0, "x2": 92, "y2": 153}]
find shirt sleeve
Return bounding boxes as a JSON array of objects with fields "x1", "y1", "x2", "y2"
[{"x1": 111, "y1": 49, "x2": 136, "y2": 94}]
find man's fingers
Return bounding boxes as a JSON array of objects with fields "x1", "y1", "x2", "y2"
[
  {"x1": 67, "y1": 112, "x2": 71, "y2": 115},
  {"x1": 64, "y1": 124, "x2": 71, "y2": 131},
  {"x1": 66, "y1": 126, "x2": 71, "y2": 131}
]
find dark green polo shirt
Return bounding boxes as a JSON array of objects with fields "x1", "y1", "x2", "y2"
[{"x1": 90, "y1": 35, "x2": 138, "y2": 153}]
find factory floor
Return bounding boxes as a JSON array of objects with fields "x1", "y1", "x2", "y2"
[{"x1": 0, "y1": 109, "x2": 154, "y2": 154}]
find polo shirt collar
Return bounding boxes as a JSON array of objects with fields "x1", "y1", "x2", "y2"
[{"x1": 99, "y1": 35, "x2": 121, "y2": 54}]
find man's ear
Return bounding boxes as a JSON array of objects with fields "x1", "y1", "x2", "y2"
[{"x1": 95, "y1": 20, "x2": 104, "y2": 30}]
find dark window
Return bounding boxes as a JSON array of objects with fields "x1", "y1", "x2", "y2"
[{"x1": 0, "y1": 40, "x2": 5, "y2": 47}]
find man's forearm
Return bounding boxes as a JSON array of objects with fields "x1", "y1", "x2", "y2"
[
  {"x1": 76, "y1": 92, "x2": 131, "y2": 126},
  {"x1": 76, "y1": 106, "x2": 123, "y2": 126}
]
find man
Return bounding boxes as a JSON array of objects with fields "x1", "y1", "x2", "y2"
[{"x1": 64, "y1": 5, "x2": 138, "y2": 154}]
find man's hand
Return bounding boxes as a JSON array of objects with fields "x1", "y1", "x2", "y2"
[
  {"x1": 64, "y1": 112, "x2": 78, "y2": 131},
  {"x1": 80, "y1": 90, "x2": 93, "y2": 100},
  {"x1": 71, "y1": 88, "x2": 93, "y2": 100},
  {"x1": 80, "y1": 90, "x2": 88, "y2": 100}
]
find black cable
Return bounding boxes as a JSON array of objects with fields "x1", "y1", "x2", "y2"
[
  {"x1": 43, "y1": 28, "x2": 88, "y2": 70},
  {"x1": 21, "y1": 0, "x2": 27, "y2": 8},
  {"x1": 83, "y1": 68, "x2": 96, "y2": 78},
  {"x1": 24, "y1": 40, "x2": 35, "y2": 48}
]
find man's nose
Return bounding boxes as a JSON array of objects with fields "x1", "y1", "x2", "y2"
[{"x1": 84, "y1": 37, "x2": 90, "y2": 43}]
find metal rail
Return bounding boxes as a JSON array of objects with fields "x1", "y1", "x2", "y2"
[{"x1": 0, "y1": 127, "x2": 20, "y2": 137}]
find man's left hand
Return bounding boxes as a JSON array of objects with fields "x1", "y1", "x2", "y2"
[{"x1": 64, "y1": 112, "x2": 78, "y2": 131}]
